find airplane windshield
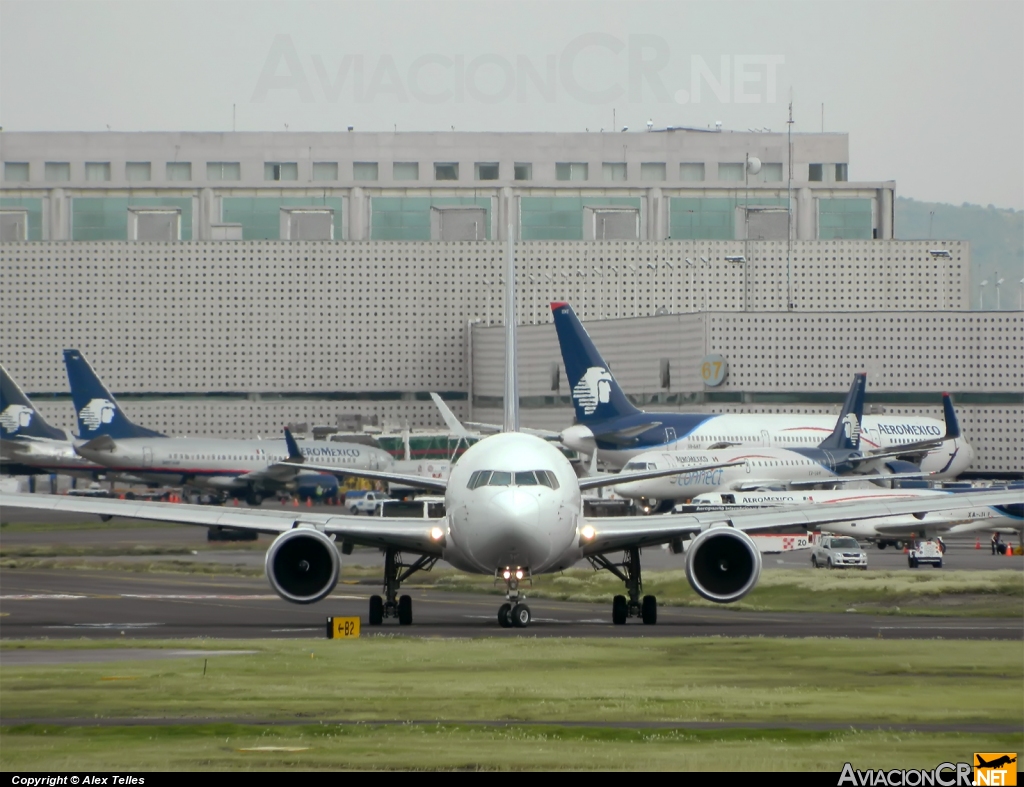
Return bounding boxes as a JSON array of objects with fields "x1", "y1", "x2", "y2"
[
  {"x1": 624, "y1": 462, "x2": 652, "y2": 471},
  {"x1": 468, "y1": 469, "x2": 560, "y2": 489}
]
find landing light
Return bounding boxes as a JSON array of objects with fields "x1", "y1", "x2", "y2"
[
  {"x1": 502, "y1": 570, "x2": 512, "y2": 580},
  {"x1": 515, "y1": 569, "x2": 524, "y2": 580},
  {"x1": 430, "y1": 526, "x2": 444, "y2": 541},
  {"x1": 580, "y1": 524, "x2": 596, "y2": 540}
]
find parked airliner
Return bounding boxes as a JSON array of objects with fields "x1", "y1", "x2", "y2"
[
  {"x1": 63, "y1": 349, "x2": 392, "y2": 504},
  {"x1": 551, "y1": 303, "x2": 973, "y2": 478},
  {"x1": 3, "y1": 244, "x2": 1019, "y2": 629}
]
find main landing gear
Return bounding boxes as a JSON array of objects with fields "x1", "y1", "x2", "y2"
[
  {"x1": 497, "y1": 568, "x2": 531, "y2": 628},
  {"x1": 589, "y1": 547, "x2": 657, "y2": 625},
  {"x1": 367, "y1": 547, "x2": 437, "y2": 626}
]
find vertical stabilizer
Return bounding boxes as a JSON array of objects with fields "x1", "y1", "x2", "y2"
[
  {"x1": 63, "y1": 349, "x2": 165, "y2": 439},
  {"x1": 0, "y1": 365, "x2": 67, "y2": 441},
  {"x1": 550, "y1": 302, "x2": 642, "y2": 424},
  {"x1": 503, "y1": 229, "x2": 520, "y2": 432},
  {"x1": 817, "y1": 373, "x2": 866, "y2": 451}
]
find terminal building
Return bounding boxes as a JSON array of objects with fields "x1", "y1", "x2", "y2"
[{"x1": 1, "y1": 130, "x2": 1019, "y2": 475}]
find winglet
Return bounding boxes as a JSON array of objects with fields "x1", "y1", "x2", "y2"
[
  {"x1": 550, "y1": 301, "x2": 569, "y2": 309},
  {"x1": 283, "y1": 428, "x2": 304, "y2": 463},
  {"x1": 430, "y1": 393, "x2": 472, "y2": 439},
  {"x1": 941, "y1": 393, "x2": 961, "y2": 440}
]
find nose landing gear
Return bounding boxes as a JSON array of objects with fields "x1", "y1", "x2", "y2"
[
  {"x1": 590, "y1": 547, "x2": 657, "y2": 625},
  {"x1": 497, "y1": 568, "x2": 531, "y2": 628},
  {"x1": 367, "y1": 547, "x2": 437, "y2": 626}
]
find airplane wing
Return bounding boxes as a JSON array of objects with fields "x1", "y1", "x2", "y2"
[
  {"x1": 273, "y1": 462, "x2": 449, "y2": 493},
  {"x1": 591, "y1": 422, "x2": 664, "y2": 444},
  {"x1": 0, "y1": 493, "x2": 445, "y2": 554},
  {"x1": 578, "y1": 460, "x2": 746, "y2": 491},
  {"x1": 430, "y1": 393, "x2": 473, "y2": 439},
  {"x1": 576, "y1": 488, "x2": 1024, "y2": 555},
  {"x1": 784, "y1": 471, "x2": 935, "y2": 488}
]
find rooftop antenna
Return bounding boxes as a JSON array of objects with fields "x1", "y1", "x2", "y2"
[{"x1": 502, "y1": 224, "x2": 520, "y2": 433}]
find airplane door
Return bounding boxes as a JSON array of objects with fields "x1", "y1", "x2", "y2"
[
  {"x1": 761, "y1": 429, "x2": 771, "y2": 447},
  {"x1": 142, "y1": 446, "x2": 153, "y2": 468},
  {"x1": 664, "y1": 427, "x2": 677, "y2": 445}
]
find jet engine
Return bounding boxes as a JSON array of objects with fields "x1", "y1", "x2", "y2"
[
  {"x1": 684, "y1": 527, "x2": 761, "y2": 603},
  {"x1": 265, "y1": 528, "x2": 340, "y2": 604}
]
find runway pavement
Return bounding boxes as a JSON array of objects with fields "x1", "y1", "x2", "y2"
[{"x1": 1, "y1": 568, "x2": 1021, "y2": 641}]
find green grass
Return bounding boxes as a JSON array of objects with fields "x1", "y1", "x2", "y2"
[
  {"x1": 0, "y1": 519, "x2": 179, "y2": 533},
  {"x1": 2, "y1": 724, "x2": 1021, "y2": 771},
  {"x1": 2, "y1": 638, "x2": 1020, "y2": 727},
  {"x1": 2, "y1": 637, "x2": 1021, "y2": 770}
]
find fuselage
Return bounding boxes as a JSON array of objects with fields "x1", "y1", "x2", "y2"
[
  {"x1": 1, "y1": 436, "x2": 121, "y2": 480},
  {"x1": 686, "y1": 488, "x2": 1023, "y2": 539},
  {"x1": 613, "y1": 447, "x2": 863, "y2": 500},
  {"x1": 75, "y1": 437, "x2": 393, "y2": 491},
  {"x1": 563, "y1": 413, "x2": 972, "y2": 477},
  {"x1": 441, "y1": 432, "x2": 583, "y2": 575}
]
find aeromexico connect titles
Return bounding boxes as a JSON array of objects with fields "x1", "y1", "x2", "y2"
[
  {"x1": 550, "y1": 302, "x2": 973, "y2": 478},
  {"x1": 58, "y1": 349, "x2": 393, "y2": 504}
]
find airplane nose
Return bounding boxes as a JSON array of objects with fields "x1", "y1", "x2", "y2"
[{"x1": 467, "y1": 489, "x2": 542, "y2": 568}]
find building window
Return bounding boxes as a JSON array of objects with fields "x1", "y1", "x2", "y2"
[
  {"x1": 125, "y1": 162, "x2": 151, "y2": 182},
  {"x1": 431, "y1": 206, "x2": 486, "y2": 240},
  {"x1": 556, "y1": 162, "x2": 588, "y2": 181},
  {"x1": 44, "y1": 162, "x2": 71, "y2": 182},
  {"x1": 586, "y1": 207, "x2": 639, "y2": 240},
  {"x1": 3, "y1": 162, "x2": 29, "y2": 182},
  {"x1": 393, "y1": 162, "x2": 418, "y2": 181},
  {"x1": 514, "y1": 162, "x2": 532, "y2": 181},
  {"x1": 434, "y1": 162, "x2": 459, "y2": 181},
  {"x1": 166, "y1": 162, "x2": 192, "y2": 181},
  {"x1": 207, "y1": 161, "x2": 241, "y2": 181},
  {"x1": 640, "y1": 162, "x2": 666, "y2": 182},
  {"x1": 312, "y1": 162, "x2": 338, "y2": 181},
  {"x1": 281, "y1": 208, "x2": 335, "y2": 240},
  {"x1": 602, "y1": 162, "x2": 627, "y2": 182},
  {"x1": 475, "y1": 162, "x2": 499, "y2": 180},
  {"x1": 85, "y1": 162, "x2": 111, "y2": 182},
  {"x1": 128, "y1": 208, "x2": 182, "y2": 241},
  {"x1": 809, "y1": 163, "x2": 823, "y2": 182},
  {"x1": 679, "y1": 162, "x2": 705, "y2": 182},
  {"x1": 717, "y1": 163, "x2": 744, "y2": 182},
  {"x1": 354, "y1": 162, "x2": 379, "y2": 181},
  {"x1": 760, "y1": 162, "x2": 783, "y2": 182},
  {"x1": 835, "y1": 163, "x2": 848, "y2": 182},
  {"x1": 265, "y1": 162, "x2": 298, "y2": 181},
  {"x1": 0, "y1": 210, "x2": 28, "y2": 241}
]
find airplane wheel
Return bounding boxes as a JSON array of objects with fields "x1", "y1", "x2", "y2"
[
  {"x1": 612, "y1": 595, "x2": 627, "y2": 625},
  {"x1": 245, "y1": 492, "x2": 263, "y2": 506},
  {"x1": 497, "y1": 603, "x2": 513, "y2": 628},
  {"x1": 398, "y1": 595, "x2": 413, "y2": 625},
  {"x1": 510, "y1": 603, "x2": 531, "y2": 628},
  {"x1": 368, "y1": 595, "x2": 383, "y2": 626},
  {"x1": 641, "y1": 595, "x2": 657, "y2": 625}
]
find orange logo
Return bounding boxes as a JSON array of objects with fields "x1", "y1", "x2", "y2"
[{"x1": 974, "y1": 753, "x2": 1017, "y2": 786}]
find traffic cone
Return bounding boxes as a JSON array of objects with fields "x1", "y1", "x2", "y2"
[
  {"x1": 292, "y1": 497, "x2": 298, "y2": 507},
  {"x1": 975, "y1": 537, "x2": 981, "y2": 549},
  {"x1": 233, "y1": 498, "x2": 238, "y2": 506},
  {"x1": 306, "y1": 497, "x2": 312, "y2": 508}
]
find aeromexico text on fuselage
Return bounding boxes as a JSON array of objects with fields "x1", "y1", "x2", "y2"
[{"x1": 577, "y1": 413, "x2": 965, "y2": 473}]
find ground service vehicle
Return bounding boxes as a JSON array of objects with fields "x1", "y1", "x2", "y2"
[
  {"x1": 908, "y1": 539, "x2": 943, "y2": 568},
  {"x1": 811, "y1": 535, "x2": 868, "y2": 569},
  {"x1": 346, "y1": 490, "x2": 390, "y2": 515}
]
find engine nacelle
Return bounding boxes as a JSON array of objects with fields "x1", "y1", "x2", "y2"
[
  {"x1": 684, "y1": 527, "x2": 762, "y2": 603},
  {"x1": 265, "y1": 528, "x2": 340, "y2": 604}
]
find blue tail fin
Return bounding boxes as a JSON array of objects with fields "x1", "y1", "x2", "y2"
[
  {"x1": 817, "y1": 373, "x2": 866, "y2": 451},
  {"x1": 940, "y1": 393, "x2": 961, "y2": 439},
  {"x1": 550, "y1": 302, "x2": 642, "y2": 424},
  {"x1": 63, "y1": 349, "x2": 164, "y2": 439},
  {"x1": 0, "y1": 364, "x2": 68, "y2": 441}
]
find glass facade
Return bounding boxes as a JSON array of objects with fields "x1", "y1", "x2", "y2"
[
  {"x1": 0, "y1": 197, "x2": 43, "y2": 239},
  {"x1": 818, "y1": 198, "x2": 872, "y2": 239},
  {"x1": 221, "y1": 197, "x2": 345, "y2": 240},
  {"x1": 370, "y1": 196, "x2": 490, "y2": 240},
  {"x1": 669, "y1": 196, "x2": 787, "y2": 240},
  {"x1": 71, "y1": 197, "x2": 194, "y2": 241},
  {"x1": 520, "y1": 196, "x2": 641, "y2": 240}
]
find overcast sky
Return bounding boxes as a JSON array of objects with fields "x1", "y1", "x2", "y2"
[{"x1": 1, "y1": 0, "x2": 1021, "y2": 209}]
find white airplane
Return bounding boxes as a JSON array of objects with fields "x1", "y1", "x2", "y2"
[
  {"x1": 683, "y1": 486, "x2": 1024, "y2": 546},
  {"x1": 3, "y1": 239, "x2": 1021, "y2": 628}
]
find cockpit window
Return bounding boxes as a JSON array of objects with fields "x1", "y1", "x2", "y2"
[
  {"x1": 624, "y1": 461, "x2": 652, "y2": 471},
  {"x1": 468, "y1": 469, "x2": 561, "y2": 489}
]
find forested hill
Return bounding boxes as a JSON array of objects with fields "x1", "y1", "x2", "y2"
[{"x1": 895, "y1": 197, "x2": 1023, "y2": 308}]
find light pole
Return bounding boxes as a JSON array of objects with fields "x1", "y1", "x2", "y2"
[
  {"x1": 978, "y1": 279, "x2": 989, "y2": 311},
  {"x1": 1019, "y1": 278, "x2": 1024, "y2": 311}
]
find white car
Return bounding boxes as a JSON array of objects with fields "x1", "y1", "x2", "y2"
[
  {"x1": 908, "y1": 539, "x2": 944, "y2": 569},
  {"x1": 344, "y1": 490, "x2": 391, "y2": 515},
  {"x1": 811, "y1": 535, "x2": 868, "y2": 570}
]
